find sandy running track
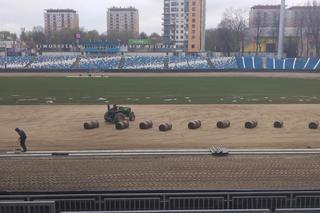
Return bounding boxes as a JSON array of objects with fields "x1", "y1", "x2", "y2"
[
  {"x1": 0, "y1": 105, "x2": 319, "y2": 152},
  {"x1": 0, "y1": 72, "x2": 320, "y2": 79}
]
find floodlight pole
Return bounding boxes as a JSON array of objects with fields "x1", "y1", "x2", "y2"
[{"x1": 277, "y1": 0, "x2": 285, "y2": 59}]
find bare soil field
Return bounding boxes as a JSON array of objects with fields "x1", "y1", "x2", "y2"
[
  {"x1": 0, "y1": 72, "x2": 320, "y2": 79},
  {"x1": 0, "y1": 105, "x2": 319, "y2": 151},
  {"x1": 2, "y1": 155, "x2": 320, "y2": 192}
]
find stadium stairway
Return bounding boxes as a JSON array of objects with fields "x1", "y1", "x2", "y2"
[
  {"x1": 118, "y1": 56, "x2": 125, "y2": 69},
  {"x1": 206, "y1": 57, "x2": 214, "y2": 69},
  {"x1": 24, "y1": 56, "x2": 37, "y2": 68},
  {"x1": 164, "y1": 55, "x2": 169, "y2": 69},
  {"x1": 71, "y1": 56, "x2": 82, "y2": 69}
]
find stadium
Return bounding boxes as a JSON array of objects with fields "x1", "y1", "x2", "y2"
[{"x1": 1, "y1": 0, "x2": 320, "y2": 213}]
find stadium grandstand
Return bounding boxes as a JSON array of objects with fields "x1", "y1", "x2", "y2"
[{"x1": 0, "y1": 55, "x2": 320, "y2": 71}]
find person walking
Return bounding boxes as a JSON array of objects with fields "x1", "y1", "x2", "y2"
[{"x1": 15, "y1": 128, "x2": 27, "y2": 152}]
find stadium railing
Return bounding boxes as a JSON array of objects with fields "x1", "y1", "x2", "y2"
[{"x1": 0, "y1": 201, "x2": 55, "y2": 213}]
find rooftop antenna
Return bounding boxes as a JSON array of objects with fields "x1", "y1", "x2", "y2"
[{"x1": 277, "y1": 0, "x2": 285, "y2": 59}]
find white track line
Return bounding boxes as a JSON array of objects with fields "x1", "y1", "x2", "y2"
[{"x1": 2, "y1": 149, "x2": 320, "y2": 158}]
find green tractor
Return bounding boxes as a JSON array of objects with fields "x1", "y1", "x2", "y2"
[{"x1": 104, "y1": 104, "x2": 135, "y2": 123}]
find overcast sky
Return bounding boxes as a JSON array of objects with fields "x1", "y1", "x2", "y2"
[{"x1": 0, "y1": 0, "x2": 305, "y2": 35}]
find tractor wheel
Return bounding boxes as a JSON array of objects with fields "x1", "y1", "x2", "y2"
[
  {"x1": 114, "y1": 113, "x2": 126, "y2": 123},
  {"x1": 129, "y1": 112, "x2": 136, "y2": 121}
]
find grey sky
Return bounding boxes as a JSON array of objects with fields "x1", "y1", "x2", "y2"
[{"x1": 0, "y1": 0, "x2": 305, "y2": 35}]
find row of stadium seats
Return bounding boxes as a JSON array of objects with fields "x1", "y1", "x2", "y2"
[
  {"x1": 265, "y1": 57, "x2": 320, "y2": 70},
  {"x1": 0, "y1": 55, "x2": 319, "y2": 71},
  {"x1": 211, "y1": 57, "x2": 238, "y2": 69},
  {"x1": 188, "y1": 56, "x2": 211, "y2": 69},
  {"x1": 29, "y1": 56, "x2": 77, "y2": 69},
  {"x1": 237, "y1": 56, "x2": 264, "y2": 70},
  {"x1": 0, "y1": 56, "x2": 33, "y2": 69},
  {"x1": 240, "y1": 56, "x2": 320, "y2": 71},
  {"x1": 78, "y1": 57, "x2": 120, "y2": 70},
  {"x1": 124, "y1": 56, "x2": 164, "y2": 69}
]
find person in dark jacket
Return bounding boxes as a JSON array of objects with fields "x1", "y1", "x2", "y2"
[{"x1": 15, "y1": 128, "x2": 27, "y2": 152}]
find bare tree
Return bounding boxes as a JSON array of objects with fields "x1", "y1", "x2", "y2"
[
  {"x1": 306, "y1": 1, "x2": 320, "y2": 57},
  {"x1": 219, "y1": 8, "x2": 248, "y2": 54},
  {"x1": 295, "y1": 11, "x2": 307, "y2": 57},
  {"x1": 107, "y1": 31, "x2": 134, "y2": 44},
  {"x1": 139, "y1": 32, "x2": 148, "y2": 39},
  {"x1": 252, "y1": 11, "x2": 263, "y2": 55}
]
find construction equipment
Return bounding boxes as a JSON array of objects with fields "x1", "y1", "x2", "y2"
[{"x1": 104, "y1": 104, "x2": 135, "y2": 123}]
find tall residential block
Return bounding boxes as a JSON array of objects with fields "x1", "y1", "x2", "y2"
[
  {"x1": 44, "y1": 9, "x2": 79, "y2": 34},
  {"x1": 107, "y1": 7, "x2": 139, "y2": 38},
  {"x1": 162, "y1": 0, "x2": 206, "y2": 52}
]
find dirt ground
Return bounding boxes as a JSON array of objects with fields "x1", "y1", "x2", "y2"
[
  {"x1": 2, "y1": 155, "x2": 320, "y2": 192},
  {"x1": 0, "y1": 72, "x2": 320, "y2": 79},
  {"x1": 0, "y1": 105, "x2": 320, "y2": 152}
]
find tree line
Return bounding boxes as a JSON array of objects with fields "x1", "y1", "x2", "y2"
[{"x1": 16, "y1": 27, "x2": 160, "y2": 48}]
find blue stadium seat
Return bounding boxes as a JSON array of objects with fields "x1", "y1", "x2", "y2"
[
  {"x1": 266, "y1": 58, "x2": 274, "y2": 70},
  {"x1": 304, "y1": 58, "x2": 320, "y2": 70},
  {"x1": 293, "y1": 58, "x2": 306, "y2": 70},
  {"x1": 123, "y1": 56, "x2": 164, "y2": 69},
  {"x1": 30, "y1": 56, "x2": 77, "y2": 70},
  {"x1": 187, "y1": 55, "x2": 210, "y2": 69},
  {"x1": 168, "y1": 56, "x2": 190, "y2": 70},
  {"x1": 244, "y1": 56, "x2": 254, "y2": 69},
  {"x1": 274, "y1": 58, "x2": 284, "y2": 70},
  {"x1": 78, "y1": 57, "x2": 119, "y2": 70},
  {"x1": 0, "y1": 56, "x2": 33, "y2": 69},
  {"x1": 236, "y1": 57, "x2": 245, "y2": 69},
  {"x1": 211, "y1": 57, "x2": 238, "y2": 69},
  {"x1": 284, "y1": 58, "x2": 295, "y2": 70},
  {"x1": 254, "y1": 56, "x2": 263, "y2": 69}
]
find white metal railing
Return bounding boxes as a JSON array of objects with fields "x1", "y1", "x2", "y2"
[
  {"x1": 1, "y1": 191, "x2": 320, "y2": 213},
  {"x1": 61, "y1": 210, "x2": 271, "y2": 213}
]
